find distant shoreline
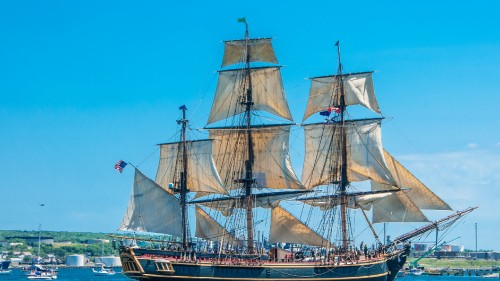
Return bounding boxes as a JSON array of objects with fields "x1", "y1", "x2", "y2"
[{"x1": 409, "y1": 258, "x2": 500, "y2": 269}]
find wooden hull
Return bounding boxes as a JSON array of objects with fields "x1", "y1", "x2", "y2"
[{"x1": 120, "y1": 247, "x2": 407, "y2": 281}]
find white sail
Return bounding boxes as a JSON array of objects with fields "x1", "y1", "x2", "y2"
[
  {"x1": 156, "y1": 140, "x2": 228, "y2": 195},
  {"x1": 269, "y1": 206, "x2": 328, "y2": 247},
  {"x1": 371, "y1": 186, "x2": 429, "y2": 223},
  {"x1": 119, "y1": 169, "x2": 182, "y2": 236},
  {"x1": 209, "y1": 125, "x2": 303, "y2": 190},
  {"x1": 221, "y1": 38, "x2": 278, "y2": 67},
  {"x1": 369, "y1": 150, "x2": 450, "y2": 223},
  {"x1": 302, "y1": 119, "x2": 395, "y2": 189},
  {"x1": 379, "y1": 150, "x2": 451, "y2": 210},
  {"x1": 207, "y1": 67, "x2": 293, "y2": 125},
  {"x1": 303, "y1": 72, "x2": 380, "y2": 121},
  {"x1": 195, "y1": 206, "x2": 240, "y2": 245},
  {"x1": 299, "y1": 191, "x2": 396, "y2": 211}
]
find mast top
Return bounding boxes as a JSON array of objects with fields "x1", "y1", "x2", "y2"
[
  {"x1": 177, "y1": 105, "x2": 188, "y2": 125},
  {"x1": 335, "y1": 40, "x2": 342, "y2": 74},
  {"x1": 237, "y1": 17, "x2": 248, "y2": 36}
]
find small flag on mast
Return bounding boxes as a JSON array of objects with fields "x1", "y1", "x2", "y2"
[
  {"x1": 319, "y1": 106, "x2": 341, "y2": 116},
  {"x1": 237, "y1": 17, "x2": 246, "y2": 23},
  {"x1": 114, "y1": 160, "x2": 128, "y2": 173}
]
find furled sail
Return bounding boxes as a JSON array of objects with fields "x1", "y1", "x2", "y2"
[
  {"x1": 209, "y1": 125, "x2": 303, "y2": 190},
  {"x1": 221, "y1": 38, "x2": 278, "y2": 67},
  {"x1": 155, "y1": 140, "x2": 228, "y2": 195},
  {"x1": 298, "y1": 190, "x2": 398, "y2": 211},
  {"x1": 195, "y1": 206, "x2": 240, "y2": 245},
  {"x1": 302, "y1": 119, "x2": 395, "y2": 189},
  {"x1": 207, "y1": 67, "x2": 293, "y2": 125},
  {"x1": 193, "y1": 190, "x2": 310, "y2": 217},
  {"x1": 269, "y1": 206, "x2": 328, "y2": 247},
  {"x1": 303, "y1": 72, "x2": 380, "y2": 121},
  {"x1": 119, "y1": 169, "x2": 182, "y2": 236},
  {"x1": 371, "y1": 187, "x2": 429, "y2": 223},
  {"x1": 377, "y1": 150, "x2": 451, "y2": 210}
]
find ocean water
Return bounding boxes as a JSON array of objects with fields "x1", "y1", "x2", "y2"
[
  {"x1": 0, "y1": 268, "x2": 128, "y2": 281},
  {"x1": 0, "y1": 269, "x2": 494, "y2": 281},
  {"x1": 403, "y1": 276, "x2": 497, "y2": 281}
]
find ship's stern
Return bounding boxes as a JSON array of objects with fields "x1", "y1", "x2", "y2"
[{"x1": 119, "y1": 247, "x2": 144, "y2": 280}]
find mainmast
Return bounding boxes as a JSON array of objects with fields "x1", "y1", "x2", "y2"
[
  {"x1": 242, "y1": 19, "x2": 255, "y2": 254},
  {"x1": 336, "y1": 41, "x2": 349, "y2": 251},
  {"x1": 206, "y1": 19, "x2": 298, "y2": 253},
  {"x1": 178, "y1": 105, "x2": 189, "y2": 250}
]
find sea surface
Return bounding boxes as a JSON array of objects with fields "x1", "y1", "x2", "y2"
[
  {"x1": 0, "y1": 270, "x2": 496, "y2": 281},
  {"x1": 0, "y1": 268, "x2": 128, "y2": 281}
]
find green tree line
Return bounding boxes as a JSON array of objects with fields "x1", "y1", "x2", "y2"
[{"x1": 0, "y1": 230, "x2": 117, "y2": 261}]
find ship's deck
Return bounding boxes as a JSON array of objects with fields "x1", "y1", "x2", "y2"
[{"x1": 137, "y1": 253, "x2": 388, "y2": 267}]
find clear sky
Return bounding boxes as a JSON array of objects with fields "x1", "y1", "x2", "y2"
[{"x1": 1, "y1": 1, "x2": 499, "y2": 250}]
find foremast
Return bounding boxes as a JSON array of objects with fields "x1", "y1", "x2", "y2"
[{"x1": 178, "y1": 105, "x2": 189, "y2": 250}]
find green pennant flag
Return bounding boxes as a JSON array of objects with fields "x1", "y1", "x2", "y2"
[{"x1": 237, "y1": 17, "x2": 246, "y2": 23}]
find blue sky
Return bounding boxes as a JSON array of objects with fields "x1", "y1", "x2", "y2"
[{"x1": 1, "y1": 0, "x2": 499, "y2": 250}]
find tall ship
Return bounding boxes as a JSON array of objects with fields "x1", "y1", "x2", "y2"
[{"x1": 116, "y1": 20, "x2": 475, "y2": 281}]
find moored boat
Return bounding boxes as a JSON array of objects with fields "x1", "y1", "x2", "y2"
[
  {"x1": 92, "y1": 266, "x2": 116, "y2": 276},
  {"x1": 26, "y1": 265, "x2": 57, "y2": 280},
  {"x1": 0, "y1": 269, "x2": 12, "y2": 274},
  {"x1": 0, "y1": 260, "x2": 10, "y2": 271}
]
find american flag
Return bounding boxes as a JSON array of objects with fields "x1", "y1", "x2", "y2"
[{"x1": 114, "y1": 160, "x2": 128, "y2": 173}]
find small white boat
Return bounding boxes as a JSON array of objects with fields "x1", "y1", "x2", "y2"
[
  {"x1": 483, "y1": 273, "x2": 500, "y2": 278},
  {"x1": 27, "y1": 271, "x2": 58, "y2": 280},
  {"x1": 92, "y1": 266, "x2": 116, "y2": 276},
  {"x1": 396, "y1": 270, "x2": 406, "y2": 278},
  {"x1": 27, "y1": 226, "x2": 58, "y2": 279},
  {"x1": 0, "y1": 270, "x2": 12, "y2": 274},
  {"x1": 26, "y1": 265, "x2": 58, "y2": 280},
  {"x1": 407, "y1": 268, "x2": 425, "y2": 276},
  {"x1": 93, "y1": 241, "x2": 116, "y2": 276}
]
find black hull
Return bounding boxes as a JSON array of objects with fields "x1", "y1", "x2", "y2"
[
  {"x1": 120, "y1": 247, "x2": 407, "y2": 281},
  {"x1": 1, "y1": 261, "x2": 10, "y2": 270}
]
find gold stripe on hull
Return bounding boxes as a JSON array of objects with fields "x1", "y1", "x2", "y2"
[{"x1": 136, "y1": 258, "x2": 387, "y2": 269}]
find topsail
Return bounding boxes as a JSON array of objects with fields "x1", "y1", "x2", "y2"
[
  {"x1": 302, "y1": 119, "x2": 395, "y2": 189},
  {"x1": 303, "y1": 72, "x2": 380, "y2": 121},
  {"x1": 209, "y1": 125, "x2": 303, "y2": 190},
  {"x1": 221, "y1": 38, "x2": 278, "y2": 67},
  {"x1": 207, "y1": 67, "x2": 292, "y2": 125},
  {"x1": 156, "y1": 139, "x2": 228, "y2": 195}
]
